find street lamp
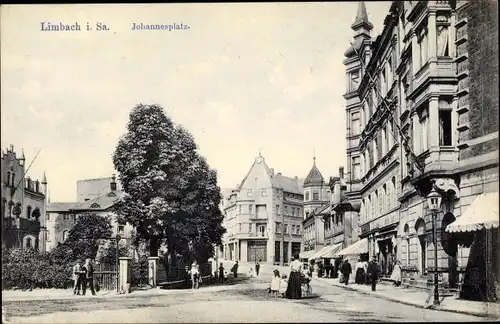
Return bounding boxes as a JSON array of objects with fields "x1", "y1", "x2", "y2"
[{"x1": 427, "y1": 188, "x2": 442, "y2": 306}]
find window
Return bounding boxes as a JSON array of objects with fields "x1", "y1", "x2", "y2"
[
  {"x1": 291, "y1": 225, "x2": 296, "y2": 234},
  {"x1": 296, "y1": 225, "x2": 300, "y2": 234},
  {"x1": 249, "y1": 204, "x2": 253, "y2": 214},
  {"x1": 118, "y1": 225, "x2": 125, "y2": 234},
  {"x1": 275, "y1": 222, "x2": 281, "y2": 233},
  {"x1": 63, "y1": 230, "x2": 69, "y2": 241},
  {"x1": 419, "y1": 29, "x2": 428, "y2": 66},
  {"x1": 276, "y1": 205, "x2": 280, "y2": 214},
  {"x1": 238, "y1": 205, "x2": 242, "y2": 214},
  {"x1": 11, "y1": 173, "x2": 15, "y2": 187},
  {"x1": 26, "y1": 206, "x2": 32, "y2": 219},
  {"x1": 352, "y1": 112, "x2": 361, "y2": 135},
  {"x1": 239, "y1": 223, "x2": 242, "y2": 233},
  {"x1": 312, "y1": 192, "x2": 319, "y2": 201},
  {"x1": 437, "y1": 24, "x2": 450, "y2": 57},
  {"x1": 261, "y1": 189, "x2": 267, "y2": 197},
  {"x1": 284, "y1": 206, "x2": 288, "y2": 215},
  {"x1": 247, "y1": 189, "x2": 253, "y2": 197},
  {"x1": 292, "y1": 207, "x2": 295, "y2": 216},
  {"x1": 47, "y1": 213, "x2": 50, "y2": 221},
  {"x1": 391, "y1": 177, "x2": 397, "y2": 208},
  {"x1": 421, "y1": 114, "x2": 429, "y2": 152},
  {"x1": 248, "y1": 223, "x2": 252, "y2": 233},
  {"x1": 284, "y1": 224, "x2": 288, "y2": 234},
  {"x1": 63, "y1": 214, "x2": 70, "y2": 221},
  {"x1": 381, "y1": 66, "x2": 387, "y2": 97},
  {"x1": 439, "y1": 109, "x2": 452, "y2": 146},
  {"x1": 258, "y1": 224, "x2": 266, "y2": 237},
  {"x1": 348, "y1": 70, "x2": 360, "y2": 92},
  {"x1": 6, "y1": 172, "x2": 11, "y2": 186},
  {"x1": 382, "y1": 128, "x2": 387, "y2": 156},
  {"x1": 305, "y1": 192, "x2": 310, "y2": 201},
  {"x1": 353, "y1": 156, "x2": 361, "y2": 180}
]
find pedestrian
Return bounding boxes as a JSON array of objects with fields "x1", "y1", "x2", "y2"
[
  {"x1": 255, "y1": 260, "x2": 261, "y2": 276},
  {"x1": 391, "y1": 260, "x2": 402, "y2": 287},
  {"x1": 285, "y1": 253, "x2": 303, "y2": 299},
  {"x1": 218, "y1": 263, "x2": 225, "y2": 283},
  {"x1": 367, "y1": 256, "x2": 381, "y2": 291},
  {"x1": 355, "y1": 258, "x2": 366, "y2": 284},
  {"x1": 341, "y1": 259, "x2": 352, "y2": 285},
  {"x1": 190, "y1": 261, "x2": 200, "y2": 290},
  {"x1": 82, "y1": 258, "x2": 96, "y2": 296},
  {"x1": 248, "y1": 267, "x2": 255, "y2": 277},
  {"x1": 231, "y1": 261, "x2": 238, "y2": 278},
  {"x1": 72, "y1": 261, "x2": 83, "y2": 295},
  {"x1": 269, "y1": 269, "x2": 281, "y2": 297},
  {"x1": 325, "y1": 263, "x2": 330, "y2": 278}
]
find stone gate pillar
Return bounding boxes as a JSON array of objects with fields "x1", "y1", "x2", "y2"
[
  {"x1": 148, "y1": 256, "x2": 159, "y2": 287},
  {"x1": 119, "y1": 257, "x2": 132, "y2": 293}
]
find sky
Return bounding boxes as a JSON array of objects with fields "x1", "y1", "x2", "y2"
[{"x1": 1, "y1": 2, "x2": 391, "y2": 202}]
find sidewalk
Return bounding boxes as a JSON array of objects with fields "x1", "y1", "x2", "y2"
[{"x1": 317, "y1": 276, "x2": 500, "y2": 318}]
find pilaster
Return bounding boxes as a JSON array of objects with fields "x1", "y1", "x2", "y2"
[
  {"x1": 428, "y1": 96, "x2": 440, "y2": 148},
  {"x1": 428, "y1": 12, "x2": 437, "y2": 59}
]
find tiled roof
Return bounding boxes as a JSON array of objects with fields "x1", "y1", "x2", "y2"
[
  {"x1": 272, "y1": 174, "x2": 304, "y2": 195},
  {"x1": 303, "y1": 159, "x2": 324, "y2": 187},
  {"x1": 70, "y1": 190, "x2": 124, "y2": 211},
  {"x1": 47, "y1": 202, "x2": 76, "y2": 212}
]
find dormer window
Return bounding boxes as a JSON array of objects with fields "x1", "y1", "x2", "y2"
[
  {"x1": 107, "y1": 192, "x2": 116, "y2": 197},
  {"x1": 90, "y1": 203, "x2": 101, "y2": 209}
]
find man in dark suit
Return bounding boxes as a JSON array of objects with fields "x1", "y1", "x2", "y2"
[
  {"x1": 341, "y1": 259, "x2": 353, "y2": 285},
  {"x1": 82, "y1": 258, "x2": 96, "y2": 296},
  {"x1": 367, "y1": 256, "x2": 381, "y2": 291}
]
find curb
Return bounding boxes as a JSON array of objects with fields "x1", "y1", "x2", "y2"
[{"x1": 323, "y1": 279, "x2": 497, "y2": 319}]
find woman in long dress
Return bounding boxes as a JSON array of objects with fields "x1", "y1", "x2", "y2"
[
  {"x1": 285, "y1": 253, "x2": 303, "y2": 299},
  {"x1": 390, "y1": 260, "x2": 402, "y2": 287}
]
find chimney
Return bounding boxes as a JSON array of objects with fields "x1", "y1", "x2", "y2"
[
  {"x1": 110, "y1": 174, "x2": 117, "y2": 191},
  {"x1": 339, "y1": 166, "x2": 344, "y2": 179}
]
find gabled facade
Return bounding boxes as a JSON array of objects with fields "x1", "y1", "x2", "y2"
[
  {"x1": 222, "y1": 154, "x2": 304, "y2": 264},
  {"x1": 1, "y1": 145, "x2": 47, "y2": 253}
]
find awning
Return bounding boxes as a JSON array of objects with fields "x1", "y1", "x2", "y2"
[
  {"x1": 446, "y1": 192, "x2": 499, "y2": 233},
  {"x1": 310, "y1": 246, "x2": 331, "y2": 260},
  {"x1": 319, "y1": 243, "x2": 343, "y2": 258},
  {"x1": 299, "y1": 250, "x2": 316, "y2": 259},
  {"x1": 334, "y1": 238, "x2": 369, "y2": 257}
]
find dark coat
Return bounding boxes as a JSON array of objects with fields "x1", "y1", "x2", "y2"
[
  {"x1": 367, "y1": 261, "x2": 380, "y2": 280},
  {"x1": 341, "y1": 262, "x2": 352, "y2": 275}
]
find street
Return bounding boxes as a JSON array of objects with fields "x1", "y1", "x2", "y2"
[{"x1": 3, "y1": 265, "x2": 489, "y2": 323}]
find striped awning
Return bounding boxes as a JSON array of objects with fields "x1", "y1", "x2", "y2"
[
  {"x1": 299, "y1": 249, "x2": 316, "y2": 259},
  {"x1": 318, "y1": 243, "x2": 343, "y2": 258},
  {"x1": 446, "y1": 192, "x2": 499, "y2": 233},
  {"x1": 334, "y1": 238, "x2": 369, "y2": 257}
]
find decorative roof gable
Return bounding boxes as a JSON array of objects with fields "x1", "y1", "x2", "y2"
[{"x1": 303, "y1": 157, "x2": 324, "y2": 187}]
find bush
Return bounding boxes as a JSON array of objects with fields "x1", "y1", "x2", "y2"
[{"x1": 2, "y1": 247, "x2": 73, "y2": 290}]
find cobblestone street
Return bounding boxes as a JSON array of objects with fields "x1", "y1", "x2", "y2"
[{"x1": 3, "y1": 269, "x2": 491, "y2": 323}]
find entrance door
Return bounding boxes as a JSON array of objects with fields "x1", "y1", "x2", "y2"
[{"x1": 248, "y1": 241, "x2": 267, "y2": 263}]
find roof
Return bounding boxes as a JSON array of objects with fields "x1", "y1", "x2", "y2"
[
  {"x1": 71, "y1": 190, "x2": 124, "y2": 211},
  {"x1": 47, "y1": 202, "x2": 76, "y2": 212},
  {"x1": 303, "y1": 158, "x2": 324, "y2": 187},
  {"x1": 272, "y1": 173, "x2": 304, "y2": 195},
  {"x1": 237, "y1": 155, "x2": 304, "y2": 195}
]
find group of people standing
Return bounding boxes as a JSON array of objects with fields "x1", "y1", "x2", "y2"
[{"x1": 72, "y1": 258, "x2": 96, "y2": 296}]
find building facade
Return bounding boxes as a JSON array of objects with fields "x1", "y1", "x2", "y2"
[
  {"x1": 46, "y1": 175, "x2": 134, "y2": 252},
  {"x1": 222, "y1": 154, "x2": 304, "y2": 264},
  {"x1": 342, "y1": 0, "x2": 498, "y2": 300},
  {"x1": 302, "y1": 158, "x2": 330, "y2": 253},
  {"x1": 1, "y1": 145, "x2": 47, "y2": 253}
]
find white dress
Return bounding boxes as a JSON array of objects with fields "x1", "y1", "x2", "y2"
[{"x1": 270, "y1": 277, "x2": 280, "y2": 291}]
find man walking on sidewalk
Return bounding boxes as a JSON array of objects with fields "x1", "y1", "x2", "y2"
[
  {"x1": 367, "y1": 256, "x2": 380, "y2": 291},
  {"x1": 341, "y1": 259, "x2": 352, "y2": 285},
  {"x1": 255, "y1": 260, "x2": 261, "y2": 276}
]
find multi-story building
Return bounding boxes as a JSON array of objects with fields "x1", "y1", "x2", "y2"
[
  {"x1": 222, "y1": 154, "x2": 304, "y2": 264},
  {"x1": 342, "y1": 0, "x2": 498, "y2": 300},
  {"x1": 1, "y1": 145, "x2": 48, "y2": 253},
  {"x1": 301, "y1": 157, "x2": 330, "y2": 256},
  {"x1": 46, "y1": 175, "x2": 133, "y2": 252}
]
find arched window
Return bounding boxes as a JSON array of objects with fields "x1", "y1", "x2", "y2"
[
  {"x1": 11, "y1": 173, "x2": 15, "y2": 187},
  {"x1": 26, "y1": 206, "x2": 32, "y2": 219},
  {"x1": 368, "y1": 195, "x2": 372, "y2": 220},
  {"x1": 6, "y1": 172, "x2": 11, "y2": 186},
  {"x1": 374, "y1": 190, "x2": 379, "y2": 218},
  {"x1": 404, "y1": 224, "x2": 410, "y2": 266},
  {"x1": 63, "y1": 230, "x2": 69, "y2": 241}
]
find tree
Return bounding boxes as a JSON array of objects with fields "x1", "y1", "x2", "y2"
[
  {"x1": 50, "y1": 213, "x2": 113, "y2": 264},
  {"x1": 113, "y1": 104, "x2": 225, "y2": 266}
]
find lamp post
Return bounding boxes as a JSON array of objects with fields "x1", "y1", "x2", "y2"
[{"x1": 427, "y1": 188, "x2": 442, "y2": 306}]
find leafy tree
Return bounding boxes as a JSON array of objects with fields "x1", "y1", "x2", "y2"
[
  {"x1": 113, "y1": 104, "x2": 225, "y2": 267},
  {"x1": 50, "y1": 213, "x2": 113, "y2": 264}
]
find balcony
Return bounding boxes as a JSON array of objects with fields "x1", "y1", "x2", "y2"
[
  {"x1": 11, "y1": 217, "x2": 41, "y2": 233},
  {"x1": 411, "y1": 58, "x2": 456, "y2": 97},
  {"x1": 235, "y1": 232, "x2": 268, "y2": 240}
]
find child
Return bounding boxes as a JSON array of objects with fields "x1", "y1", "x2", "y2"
[
  {"x1": 279, "y1": 274, "x2": 288, "y2": 297},
  {"x1": 269, "y1": 269, "x2": 281, "y2": 297},
  {"x1": 248, "y1": 268, "x2": 255, "y2": 277}
]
